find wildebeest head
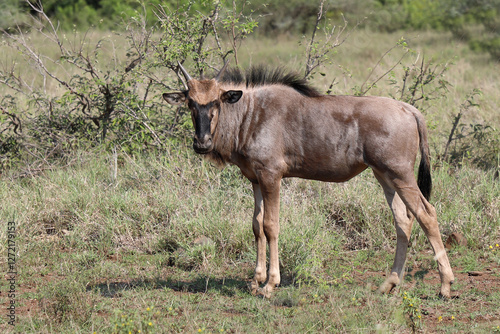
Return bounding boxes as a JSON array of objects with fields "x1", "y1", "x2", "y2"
[{"x1": 163, "y1": 62, "x2": 243, "y2": 154}]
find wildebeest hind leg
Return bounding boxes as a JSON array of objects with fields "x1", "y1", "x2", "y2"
[
  {"x1": 374, "y1": 171, "x2": 414, "y2": 294},
  {"x1": 391, "y1": 177, "x2": 455, "y2": 298}
]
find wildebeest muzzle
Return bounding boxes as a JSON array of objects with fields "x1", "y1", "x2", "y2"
[{"x1": 192, "y1": 103, "x2": 215, "y2": 154}]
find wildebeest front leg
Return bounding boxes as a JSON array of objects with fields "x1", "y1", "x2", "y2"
[
  {"x1": 255, "y1": 172, "x2": 281, "y2": 298},
  {"x1": 250, "y1": 183, "x2": 267, "y2": 295}
]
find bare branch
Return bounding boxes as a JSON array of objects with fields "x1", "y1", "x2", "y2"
[
  {"x1": 359, "y1": 43, "x2": 410, "y2": 96},
  {"x1": 303, "y1": 3, "x2": 358, "y2": 80},
  {"x1": 304, "y1": 0, "x2": 325, "y2": 78},
  {"x1": 0, "y1": 105, "x2": 22, "y2": 134}
]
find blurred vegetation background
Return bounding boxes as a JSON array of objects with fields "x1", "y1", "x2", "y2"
[
  {"x1": 1, "y1": 0, "x2": 499, "y2": 64},
  {"x1": 2, "y1": 0, "x2": 499, "y2": 49},
  {"x1": 1, "y1": 0, "x2": 499, "y2": 69},
  {"x1": 0, "y1": 0, "x2": 499, "y2": 172}
]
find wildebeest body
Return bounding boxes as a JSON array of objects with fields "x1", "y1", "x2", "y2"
[{"x1": 214, "y1": 86, "x2": 418, "y2": 184}]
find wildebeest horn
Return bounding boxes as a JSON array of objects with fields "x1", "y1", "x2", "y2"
[
  {"x1": 177, "y1": 61, "x2": 192, "y2": 83},
  {"x1": 215, "y1": 59, "x2": 230, "y2": 81}
]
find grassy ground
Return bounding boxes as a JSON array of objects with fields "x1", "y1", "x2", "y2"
[
  {"x1": 1, "y1": 146, "x2": 499, "y2": 333},
  {"x1": 1, "y1": 27, "x2": 500, "y2": 333}
]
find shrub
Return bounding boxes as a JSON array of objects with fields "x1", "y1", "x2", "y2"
[{"x1": 0, "y1": 0, "x2": 263, "y2": 169}]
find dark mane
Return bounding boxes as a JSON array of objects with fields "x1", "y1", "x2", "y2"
[{"x1": 220, "y1": 66, "x2": 321, "y2": 97}]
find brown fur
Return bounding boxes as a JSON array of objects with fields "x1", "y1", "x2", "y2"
[{"x1": 188, "y1": 80, "x2": 222, "y2": 105}]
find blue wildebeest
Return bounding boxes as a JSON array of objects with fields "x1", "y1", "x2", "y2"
[{"x1": 163, "y1": 62, "x2": 454, "y2": 298}]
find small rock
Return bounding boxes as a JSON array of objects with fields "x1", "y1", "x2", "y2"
[
  {"x1": 192, "y1": 235, "x2": 215, "y2": 247},
  {"x1": 445, "y1": 232, "x2": 467, "y2": 249},
  {"x1": 61, "y1": 229, "x2": 72, "y2": 236}
]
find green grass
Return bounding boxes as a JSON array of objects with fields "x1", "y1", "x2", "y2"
[
  {"x1": 1, "y1": 27, "x2": 500, "y2": 333},
  {"x1": 1, "y1": 143, "x2": 499, "y2": 333}
]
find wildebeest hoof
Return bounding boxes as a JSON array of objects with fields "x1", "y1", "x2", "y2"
[
  {"x1": 378, "y1": 282, "x2": 395, "y2": 294},
  {"x1": 439, "y1": 286, "x2": 452, "y2": 299},
  {"x1": 248, "y1": 281, "x2": 260, "y2": 296},
  {"x1": 256, "y1": 287, "x2": 272, "y2": 299},
  {"x1": 379, "y1": 275, "x2": 399, "y2": 294},
  {"x1": 438, "y1": 292, "x2": 451, "y2": 300}
]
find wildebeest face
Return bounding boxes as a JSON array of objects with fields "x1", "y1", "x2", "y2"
[{"x1": 163, "y1": 79, "x2": 242, "y2": 154}]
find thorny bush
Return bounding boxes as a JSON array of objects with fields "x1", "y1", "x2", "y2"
[{"x1": 0, "y1": 0, "x2": 259, "y2": 170}]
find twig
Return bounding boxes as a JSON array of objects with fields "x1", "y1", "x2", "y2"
[
  {"x1": 359, "y1": 45, "x2": 410, "y2": 96},
  {"x1": 0, "y1": 105, "x2": 22, "y2": 134},
  {"x1": 304, "y1": 0, "x2": 325, "y2": 78},
  {"x1": 119, "y1": 102, "x2": 163, "y2": 147},
  {"x1": 303, "y1": 4, "x2": 354, "y2": 80},
  {"x1": 443, "y1": 112, "x2": 462, "y2": 161}
]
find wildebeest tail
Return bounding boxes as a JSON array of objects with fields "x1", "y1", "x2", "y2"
[{"x1": 415, "y1": 112, "x2": 432, "y2": 201}]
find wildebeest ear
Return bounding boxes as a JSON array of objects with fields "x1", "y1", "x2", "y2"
[
  {"x1": 163, "y1": 92, "x2": 186, "y2": 105},
  {"x1": 221, "y1": 90, "x2": 243, "y2": 104}
]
